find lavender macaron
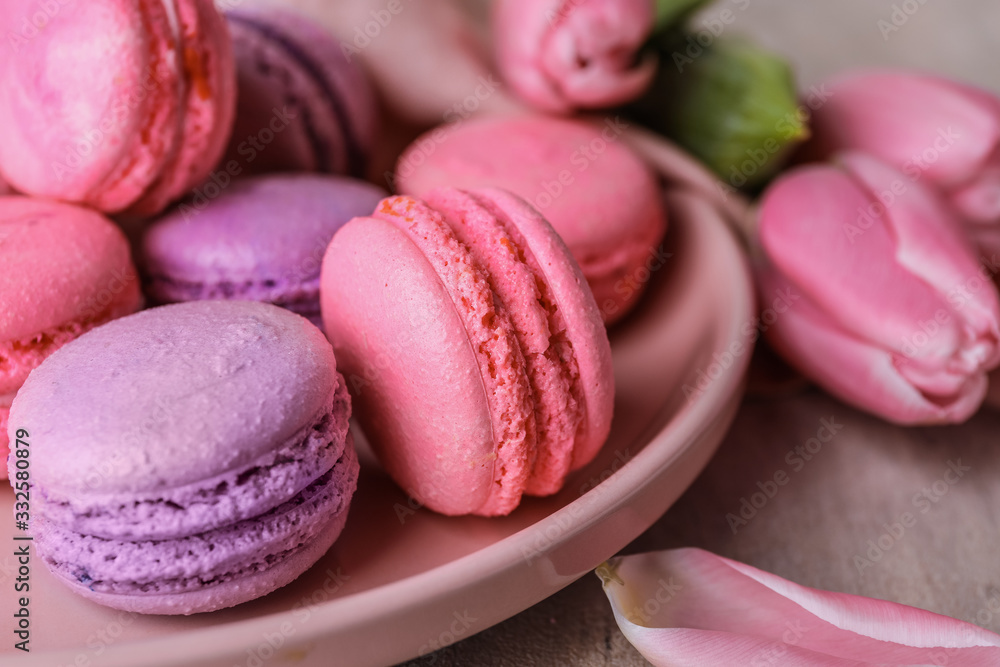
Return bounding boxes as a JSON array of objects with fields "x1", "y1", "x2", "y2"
[
  {"x1": 8, "y1": 301, "x2": 358, "y2": 614},
  {"x1": 223, "y1": 5, "x2": 377, "y2": 177},
  {"x1": 140, "y1": 174, "x2": 386, "y2": 324}
]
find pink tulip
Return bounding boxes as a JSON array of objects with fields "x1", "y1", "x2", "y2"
[
  {"x1": 809, "y1": 70, "x2": 1000, "y2": 251},
  {"x1": 494, "y1": 0, "x2": 657, "y2": 113},
  {"x1": 756, "y1": 152, "x2": 1000, "y2": 424},
  {"x1": 599, "y1": 548, "x2": 1000, "y2": 666}
]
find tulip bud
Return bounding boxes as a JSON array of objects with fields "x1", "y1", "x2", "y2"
[
  {"x1": 808, "y1": 70, "x2": 1000, "y2": 250},
  {"x1": 756, "y1": 152, "x2": 1000, "y2": 424},
  {"x1": 631, "y1": 35, "x2": 807, "y2": 191},
  {"x1": 494, "y1": 0, "x2": 658, "y2": 113}
]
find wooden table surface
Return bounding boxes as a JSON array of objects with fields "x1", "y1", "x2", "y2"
[{"x1": 402, "y1": 1, "x2": 1000, "y2": 664}]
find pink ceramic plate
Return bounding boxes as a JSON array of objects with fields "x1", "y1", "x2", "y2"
[{"x1": 1, "y1": 189, "x2": 753, "y2": 667}]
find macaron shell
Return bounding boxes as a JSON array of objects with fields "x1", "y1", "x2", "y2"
[
  {"x1": 0, "y1": 0, "x2": 181, "y2": 211},
  {"x1": 323, "y1": 216, "x2": 502, "y2": 516},
  {"x1": 37, "y1": 443, "x2": 359, "y2": 615},
  {"x1": 127, "y1": 0, "x2": 237, "y2": 216},
  {"x1": 425, "y1": 188, "x2": 582, "y2": 496},
  {"x1": 11, "y1": 301, "x2": 338, "y2": 497},
  {"x1": 36, "y1": 376, "x2": 351, "y2": 541},
  {"x1": 140, "y1": 175, "x2": 386, "y2": 316},
  {"x1": 225, "y1": 6, "x2": 376, "y2": 177},
  {"x1": 370, "y1": 196, "x2": 537, "y2": 516},
  {"x1": 0, "y1": 197, "x2": 142, "y2": 394},
  {"x1": 474, "y1": 188, "x2": 615, "y2": 470}
]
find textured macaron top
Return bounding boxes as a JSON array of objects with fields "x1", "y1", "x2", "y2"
[
  {"x1": 12, "y1": 301, "x2": 339, "y2": 497},
  {"x1": 396, "y1": 115, "x2": 666, "y2": 270},
  {"x1": 0, "y1": 197, "x2": 140, "y2": 342},
  {"x1": 141, "y1": 175, "x2": 386, "y2": 297}
]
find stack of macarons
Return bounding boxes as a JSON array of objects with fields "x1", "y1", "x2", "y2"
[{"x1": 10, "y1": 302, "x2": 358, "y2": 614}]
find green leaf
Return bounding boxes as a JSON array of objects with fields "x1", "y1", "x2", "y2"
[{"x1": 633, "y1": 35, "x2": 808, "y2": 191}]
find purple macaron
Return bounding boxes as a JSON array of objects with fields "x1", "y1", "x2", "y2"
[
  {"x1": 139, "y1": 174, "x2": 386, "y2": 324},
  {"x1": 223, "y1": 5, "x2": 377, "y2": 177},
  {"x1": 8, "y1": 300, "x2": 358, "y2": 615}
]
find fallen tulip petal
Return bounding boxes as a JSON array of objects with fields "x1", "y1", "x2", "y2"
[{"x1": 599, "y1": 548, "x2": 1000, "y2": 666}]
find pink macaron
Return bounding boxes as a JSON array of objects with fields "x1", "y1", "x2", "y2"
[
  {"x1": 395, "y1": 115, "x2": 668, "y2": 324},
  {"x1": 321, "y1": 188, "x2": 614, "y2": 516},
  {"x1": 1, "y1": 197, "x2": 142, "y2": 478},
  {"x1": 0, "y1": 0, "x2": 236, "y2": 217}
]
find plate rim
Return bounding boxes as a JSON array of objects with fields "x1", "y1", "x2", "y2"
[{"x1": 7, "y1": 190, "x2": 756, "y2": 667}]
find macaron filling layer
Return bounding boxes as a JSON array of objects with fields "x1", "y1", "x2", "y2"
[
  {"x1": 373, "y1": 196, "x2": 538, "y2": 516},
  {"x1": 36, "y1": 445, "x2": 357, "y2": 597},
  {"x1": 127, "y1": 0, "x2": 236, "y2": 216},
  {"x1": 145, "y1": 273, "x2": 322, "y2": 322},
  {"x1": 226, "y1": 12, "x2": 364, "y2": 176},
  {"x1": 37, "y1": 377, "x2": 350, "y2": 541},
  {"x1": 428, "y1": 189, "x2": 584, "y2": 496}
]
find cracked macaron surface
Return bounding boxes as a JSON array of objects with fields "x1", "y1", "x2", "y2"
[{"x1": 9, "y1": 300, "x2": 358, "y2": 614}]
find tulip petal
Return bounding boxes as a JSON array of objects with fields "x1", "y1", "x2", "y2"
[
  {"x1": 841, "y1": 152, "x2": 1000, "y2": 371},
  {"x1": 758, "y1": 163, "x2": 964, "y2": 363},
  {"x1": 600, "y1": 548, "x2": 1000, "y2": 667},
  {"x1": 951, "y1": 160, "x2": 1000, "y2": 226},
  {"x1": 757, "y1": 269, "x2": 986, "y2": 424},
  {"x1": 813, "y1": 70, "x2": 1000, "y2": 188},
  {"x1": 495, "y1": 0, "x2": 572, "y2": 112}
]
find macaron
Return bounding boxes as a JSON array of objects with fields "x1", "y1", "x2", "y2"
[
  {"x1": 394, "y1": 115, "x2": 668, "y2": 324},
  {"x1": 321, "y1": 188, "x2": 614, "y2": 516},
  {"x1": 1, "y1": 197, "x2": 142, "y2": 479},
  {"x1": 223, "y1": 5, "x2": 378, "y2": 178},
  {"x1": 0, "y1": 0, "x2": 236, "y2": 217},
  {"x1": 9, "y1": 301, "x2": 358, "y2": 615},
  {"x1": 140, "y1": 174, "x2": 387, "y2": 325}
]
